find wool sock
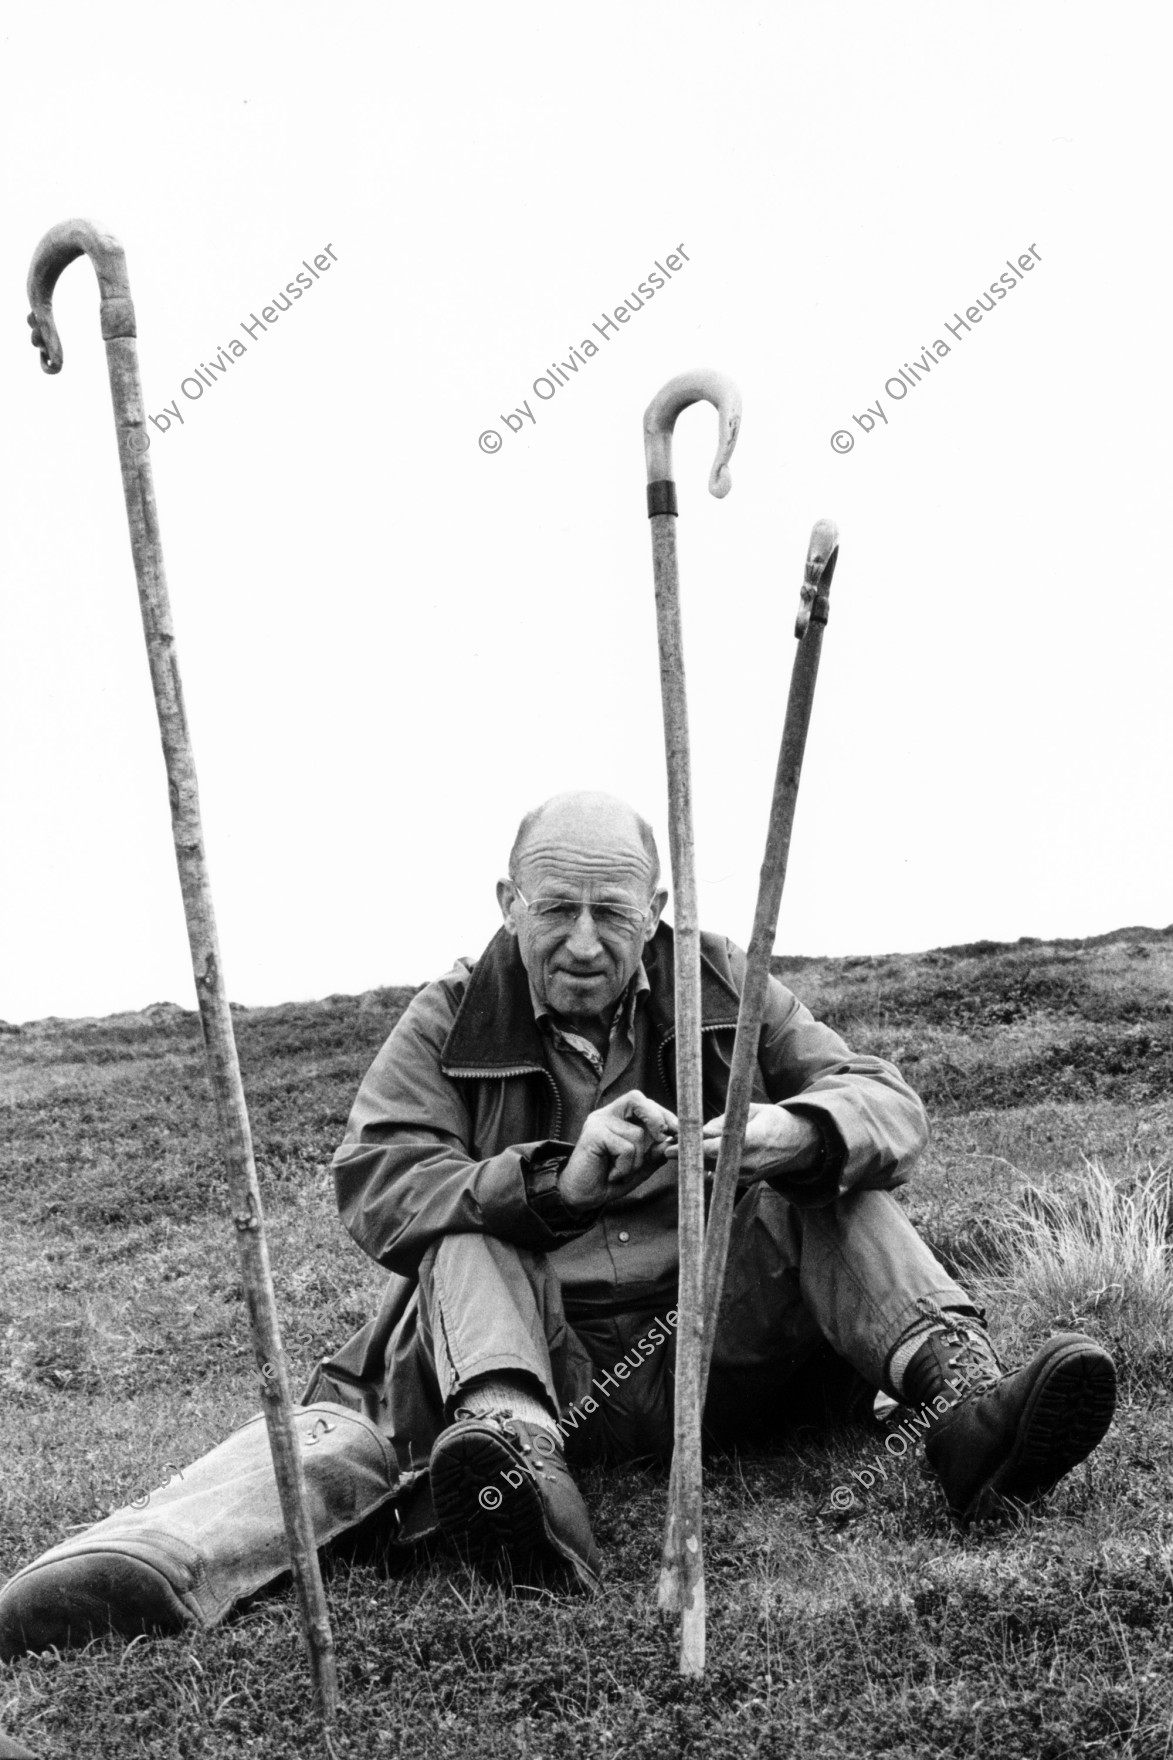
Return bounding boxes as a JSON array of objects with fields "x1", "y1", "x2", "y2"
[
  {"x1": 886, "y1": 1319, "x2": 949, "y2": 1402},
  {"x1": 886, "y1": 1309, "x2": 992, "y2": 1401},
  {"x1": 456, "y1": 1375, "x2": 559, "y2": 1434}
]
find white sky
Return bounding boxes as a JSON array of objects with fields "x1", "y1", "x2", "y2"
[{"x1": 1, "y1": 4, "x2": 1169, "y2": 1025}]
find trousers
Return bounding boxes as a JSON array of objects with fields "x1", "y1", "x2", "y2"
[
  {"x1": 312, "y1": 1183, "x2": 976, "y2": 1474},
  {"x1": 0, "y1": 1185, "x2": 973, "y2": 1655}
]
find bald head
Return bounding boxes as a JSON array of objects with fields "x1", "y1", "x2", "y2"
[
  {"x1": 508, "y1": 792, "x2": 661, "y2": 895},
  {"x1": 499, "y1": 792, "x2": 668, "y2": 1025}
]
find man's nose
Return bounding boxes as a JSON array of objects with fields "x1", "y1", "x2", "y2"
[{"x1": 565, "y1": 906, "x2": 604, "y2": 957}]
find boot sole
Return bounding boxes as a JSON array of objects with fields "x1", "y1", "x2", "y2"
[
  {"x1": 963, "y1": 1335, "x2": 1117, "y2": 1525},
  {"x1": 429, "y1": 1427, "x2": 597, "y2": 1590},
  {"x1": 430, "y1": 1428, "x2": 548, "y2": 1559}
]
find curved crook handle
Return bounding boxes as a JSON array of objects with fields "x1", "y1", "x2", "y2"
[
  {"x1": 795, "y1": 518, "x2": 840, "y2": 639},
  {"x1": 27, "y1": 218, "x2": 135, "y2": 375},
  {"x1": 643, "y1": 368, "x2": 742, "y2": 510}
]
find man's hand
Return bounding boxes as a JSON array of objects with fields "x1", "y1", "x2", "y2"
[
  {"x1": 698, "y1": 1103, "x2": 822, "y2": 1180},
  {"x1": 560, "y1": 1091, "x2": 680, "y2": 1213}
]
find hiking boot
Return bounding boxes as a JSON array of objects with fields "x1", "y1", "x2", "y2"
[
  {"x1": 428, "y1": 1409, "x2": 601, "y2": 1592},
  {"x1": 903, "y1": 1316, "x2": 1117, "y2": 1525}
]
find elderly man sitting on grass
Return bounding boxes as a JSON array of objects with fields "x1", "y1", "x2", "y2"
[{"x1": 0, "y1": 790, "x2": 1117, "y2": 1653}]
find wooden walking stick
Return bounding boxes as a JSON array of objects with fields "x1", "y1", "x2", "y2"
[
  {"x1": 26, "y1": 220, "x2": 339, "y2": 1725},
  {"x1": 697, "y1": 520, "x2": 840, "y2": 1392},
  {"x1": 658, "y1": 522, "x2": 841, "y2": 1571},
  {"x1": 644, "y1": 368, "x2": 741, "y2": 1677}
]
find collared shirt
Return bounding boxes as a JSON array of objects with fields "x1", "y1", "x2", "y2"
[
  {"x1": 522, "y1": 959, "x2": 841, "y2": 1315},
  {"x1": 527, "y1": 965, "x2": 652, "y2": 1146},
  {"x1": 522, "y1": 961, "x2": 684, "y2": 1315}
]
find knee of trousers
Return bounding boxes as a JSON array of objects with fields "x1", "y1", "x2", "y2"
[
  {"x1": 419, "y1": 1233, "x2": 568, "y2": 1338},
  {"x1": 798, "y1": 1187, "x2": 944, "y2": 1265},
  {"x1": 722, "y1": 1181, "x2": 805, "y2": 1282},
  {"x1": 417, "y1": 1232, "x2": 574, "y2": 1407},
  {"x1": 421, "y1": 1232, "x2": 551, "y2": 1287}
]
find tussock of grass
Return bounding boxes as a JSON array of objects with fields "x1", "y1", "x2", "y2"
[{"x1": 972, "y1": 1159, "x2": 1173, "y2": 1384}]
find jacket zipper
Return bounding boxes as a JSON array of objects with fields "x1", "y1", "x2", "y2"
[
  {"x1": 451, "y1": 1020, "x2": 739, "y2": 1141},
  {"x1": 442, "y1": 1062, "x2": 564, "y2": 1141},
  {"x1": 657, "y1": 1021, "x2": 738, "y2": 1094}
]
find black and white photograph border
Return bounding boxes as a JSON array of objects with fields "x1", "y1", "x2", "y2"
[{"x1": 1, "y1": 4, "x2": 1171, "y2": 1757}]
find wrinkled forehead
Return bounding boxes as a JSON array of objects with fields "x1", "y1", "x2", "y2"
[{"x1": 516, "y1": 827, "x2": 656, "y2": 899}]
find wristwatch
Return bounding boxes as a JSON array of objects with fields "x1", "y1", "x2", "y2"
[
  {"x1": 528, "y1": 1150, "x2": 573, "y2": 1205},
  {"x1": 523, "y1": 1145, "x2": 602, "y2": 1234}
]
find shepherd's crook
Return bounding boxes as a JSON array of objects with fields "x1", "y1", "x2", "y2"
[
  {"x1": 644, "y1": 369, "x2": 741, "y2": 1677},
  {"x1": 27, "y1": 220, "x2": 338, "y2": 1724}
]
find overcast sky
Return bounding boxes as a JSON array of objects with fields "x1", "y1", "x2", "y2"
[{"x1": 1, "y1": 4, "x2": 1168, "y2": 1024}]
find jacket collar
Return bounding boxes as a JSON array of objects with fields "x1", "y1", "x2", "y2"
[{"x1": 441, "y1": 921, "x2": 741, "y2": 1076}]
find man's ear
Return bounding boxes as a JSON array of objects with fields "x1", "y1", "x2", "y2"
[
  {"x1": 644, "y1": 888, "x2": 669, "y2": 941},
  {"x1": 497, "y1": 877, "x2": 519, "y2": 936}
]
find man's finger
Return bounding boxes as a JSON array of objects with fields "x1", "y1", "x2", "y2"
[
  {"x1": 640, "y1": 1135, "x2": 677, "y2": 1172},
  {"x1": 600, "y1": 1119, "x2": 646, "y2": 1152},
  {"x1": 654, "y1": 1128, "x2": 717, "y2": 1159},
  {"x1": 621, "y1": 1093, "x2": 679, "y2": 1138},
  {"x1": 598, "y1": 1119, "x2": 653, "y2": 1178}
]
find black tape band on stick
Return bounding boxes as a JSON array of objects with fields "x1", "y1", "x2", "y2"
[{"x1": 647, "y1": 480, "x2": 678, "y2": 518}]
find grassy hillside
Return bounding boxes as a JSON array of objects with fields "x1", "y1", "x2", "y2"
[{"x1": 2, "y1": 928, "x2": 1172, "y2": 1757}]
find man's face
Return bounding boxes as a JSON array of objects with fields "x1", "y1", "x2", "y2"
[{"x1": 497, "y1": 816, "x2": 666, "y2": 1024}]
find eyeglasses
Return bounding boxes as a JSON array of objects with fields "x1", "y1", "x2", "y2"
[{"x1": 513, "y1": 885, "x2": 651, "y2": 937}]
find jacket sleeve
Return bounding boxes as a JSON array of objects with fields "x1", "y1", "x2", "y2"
[
  {"x1": 331, "y1": 966, "x2": 594, "y2": 1277},
  {"x1": 737, "y1": 944, "x2": 929, "y2": 1205}
]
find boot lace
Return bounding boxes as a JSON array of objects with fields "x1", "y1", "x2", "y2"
[
  {"x1": 936, "y1": 1317, "x2": 1004, "y2": 1402},
  {"x1": 451, "y1": 1405, "x2": 521, "y2": 1439}
]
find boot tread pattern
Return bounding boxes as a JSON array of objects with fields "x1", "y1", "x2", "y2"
[
  {"x1": 970, "y1": 1337, "x2": 1117, "y2": 1522},
  {"x1": 430, "y1": 1427, "x2": 547, "y2": 1560}
]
